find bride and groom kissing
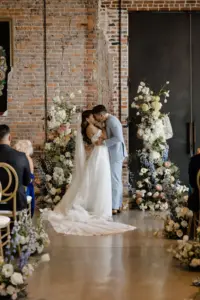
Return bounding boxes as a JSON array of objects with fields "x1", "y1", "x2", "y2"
[{"x1": 45, "y1": 105, "x2": 135, "y2": 236}]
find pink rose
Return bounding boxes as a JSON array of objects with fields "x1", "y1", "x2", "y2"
[
  {"x1": 160, "y1": 192, "x2": 165, "y2": 199},
  {"x1": 58, "y1": 124, "x2": 67, "y2": 133},
  {"x1": 164, "y1": 161, "x2": 171, "y2": 168},
  {"x1": 156, "y1": 184, "x2": 163, "y2": 191}
]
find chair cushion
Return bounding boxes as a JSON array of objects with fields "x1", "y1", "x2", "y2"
[
  {"x1": 0, "y1": 216, "x2": 10, "y2": 228},
  {"x1": 0, "y1": 210, "x2": 19, "y2": 216}
]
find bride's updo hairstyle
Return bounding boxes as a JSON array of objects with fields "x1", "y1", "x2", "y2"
[{"x1": 81, "y1": 110, "x2": 93, "y2": 145}]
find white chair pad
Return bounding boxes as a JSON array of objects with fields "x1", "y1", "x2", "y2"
[
  {"x1": 0, "y1": 216, "x2": 10, "y2": 228},
  {"x1": 27, "y1": 196, "x2": 32, "y2": 204},
  {"x1": 0, "y1": 210, "x2": 19, "y2": 216}
]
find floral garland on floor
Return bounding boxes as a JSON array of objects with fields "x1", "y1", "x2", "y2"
[
  {"x1": 171, "y1": 229, "x2": 200, "y2": 268},
  {"x1": 0, "y1": 46, "x2": 7, "y2": 96},
  {"x1": 131, "y1": 81, "x2": 188, "y2": 212},
  {"x1": 36, "y1": 90, "x2": 81, "y2": 209},
  {"x1": 0, "y1": 210, "x2": 50, "y2": 299}
]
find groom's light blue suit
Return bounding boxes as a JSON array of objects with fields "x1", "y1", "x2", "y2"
[{"x1": 105, "y1": 115, "x2": 127, "y2": 210}]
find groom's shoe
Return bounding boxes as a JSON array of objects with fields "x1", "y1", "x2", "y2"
[
  {"x1": 117, "y1": 207, "x2": 123, "y2": 214},
  {"x1": 112, "y1": 209, "x2": 118, "y2": 215}
]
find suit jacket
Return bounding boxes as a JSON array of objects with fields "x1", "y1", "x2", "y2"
[
  {"x1": 0, "y1": 144, "x2": 31, "y2": 211},
  {"x1": 105, "y1": 115, "x2": 127, "y2": 163},
  {"x1": 188, "y1": 154, "x2": 200, "y2": 212},
  {"x1": 189, "y1": 154, "x2": 200, "y2": 189}
]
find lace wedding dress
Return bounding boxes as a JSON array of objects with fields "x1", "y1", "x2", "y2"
[{"x1": 44, "y1": 127, "x2": 136, "y2": 236}]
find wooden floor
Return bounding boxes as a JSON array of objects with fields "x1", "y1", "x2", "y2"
[{"x1": 28, "y1": 211, "x2": 199, "y2": 300}]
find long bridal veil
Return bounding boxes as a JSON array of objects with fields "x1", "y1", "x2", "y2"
[{"x1": 53, "y1": 117, "x2": 86, "y2": 214}]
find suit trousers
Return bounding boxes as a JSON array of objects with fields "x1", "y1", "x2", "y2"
[{"x1": 110, "y1": 160, "x2": 123, "y2": 209}]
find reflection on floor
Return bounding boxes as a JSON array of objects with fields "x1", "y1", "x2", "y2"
[{"x1": 28, "y1": 210, "x2": 199, "y2": 300}]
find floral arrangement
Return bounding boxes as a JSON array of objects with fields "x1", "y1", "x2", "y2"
[
  {"x1": 171, "y1": 228, "x2": 200, "y2": 268},
  {"x1": 0, "y1": 260, "x2": 34, "y2": 299},
  {"x1": 7, "y1": 210, "x2": 50, "y2": 256},
  {"x1": 131, "y1": 81, "x2": 188, "y2": 211},
  {"x1": 164, "y1": 202, "x2": 193, "y2": 239},
  {"x1": 0, "y1": 46, "x2": 7, "y2": 97},
  {"x1": 0, "y1": 210, "x2": 49, "y2": 299},
  {"x1": 36, "y1": 90, "x2": 81, "y2": 209}
]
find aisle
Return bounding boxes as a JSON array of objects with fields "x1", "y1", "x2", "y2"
[{"x1": 28, "y1": 211, "x2": 198, "y2": 300}]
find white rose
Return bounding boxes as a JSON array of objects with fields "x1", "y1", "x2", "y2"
[
  {"x1": 140, "y1": 81, "x2": 145, "y2": 87},
  {"x1": 147, "y1": 192, "x2": 152, "y2": 197},
  {"x1": 181, "y1": 220, "x2": 188, "y2": 228},
  {"x1": 37, "y1": 244, "x2": 44, "y2": 254},
  {"x1": 11, "y1": 273, "x2": 23, "y2": 286},
  {"x1": 46, "y1": 175, "x2": 52, "y2": 182},
  {"x1": 40, "y1": 253, "x2": 50, "y2": 263},
  {"x1": 69, "y1": 92, "x2": 75, "y2": 99},
  {"x1": 19, "y1": 235, "x2": 26, "y2": 245},
  {"x1": 53, "y1": 96, "x2": 61, "y2": 104},
  {"x1": 50, "y1": 187, "x2": 57, "y2": 195},
  {"x1": 2, "y1": 264, "x2": 14, "y2": 278},
  {"x1": 176, "y1": 230, "x2": 183, "y2": 238},
  {"x1": 141, "y1": 103, "x2": 149, "y2": 112},
  {"x1": 131, "y1": 102, "x2": 137, "y2": 108},
  {"x1": 45, "y1": 143, "x2": 51, "y2": 151},
  {"x1": 22, "y1": 264, "x2": 34, "y2": 277},
  {"x1": 6, "y1": 285, "x2": 16, "y2": 295},
  {"x1": 174, "y1": 223, "x2": 180, "y2": 230},
  {"x1": 153, "y1": 192, "x2": 159, "y2": 198},
  {"x1": 190, "y1": 258, "x2": 200, "y2": 268},
  {"x1": 65, "y1": 152, "x2": 71, "y2": 158},
  {"x1": 183, "y1": 235, "x2": 189, "y2": 242}
]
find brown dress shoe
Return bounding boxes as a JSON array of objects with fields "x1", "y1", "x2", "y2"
[{"x1": 112, "y1": 209, "x2": 118, "y2": 215}]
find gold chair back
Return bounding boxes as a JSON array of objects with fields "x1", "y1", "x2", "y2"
[{"x1": 0, "y1": 163, "x2": 19, "y2": 220}]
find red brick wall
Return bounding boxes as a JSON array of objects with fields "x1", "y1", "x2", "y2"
[
  {"x1": 0, "y1": 0, "x2": 98, "y2": 147},
  {"x1": 1, "y1": 0, "x2": 200, "y2": 191}
]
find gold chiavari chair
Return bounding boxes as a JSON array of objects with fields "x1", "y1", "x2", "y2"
[
  {"x1": 0, "y1": 163, "x2": 19, "y2": 220},
  {"x1": 0, "y1": 180, "x2": 11, "y2": 261}
]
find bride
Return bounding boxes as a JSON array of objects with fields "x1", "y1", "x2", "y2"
[{"x1": 45, "y1": 110, "x2": 136, "y2": 236}]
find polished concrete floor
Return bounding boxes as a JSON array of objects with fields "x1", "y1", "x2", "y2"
[{"x1": 28, "y1": 211, "x2": 200, "y2": 300}]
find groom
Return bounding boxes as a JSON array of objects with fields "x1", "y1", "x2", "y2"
[{"x1": 92, "y1": 105, "x2": 127, "y2": 215}]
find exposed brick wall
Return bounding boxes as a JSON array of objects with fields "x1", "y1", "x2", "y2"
[
  {"x1": 0, "y1": 0, "x2": 98, "y2": 148},
  {"x1": 1, "y1": 0, "x2": 200, "y2": 192}
]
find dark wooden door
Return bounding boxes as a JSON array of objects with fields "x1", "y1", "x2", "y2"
[{"x1": 129, "y1": 12, "x2": 193, "y2": 184}]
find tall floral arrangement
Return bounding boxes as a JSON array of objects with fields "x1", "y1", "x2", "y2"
[
  {"x1": 37, "y1": 90, "x2": 81, "y2": 209},
  {"x1": 131, "y1": 82, "x2": 188, "y2": 211},
  {"x1": 0, "y1": 46, "x2": 7, "y2": 96}
]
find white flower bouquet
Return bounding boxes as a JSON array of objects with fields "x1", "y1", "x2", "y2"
[{"x1": 0, "y1": 261, "x2": 34, "y2": 299}]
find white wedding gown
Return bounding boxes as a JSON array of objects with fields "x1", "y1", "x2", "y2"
[{"x1": 44, "y1": 128, "x2": 136, "y2": 236}]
